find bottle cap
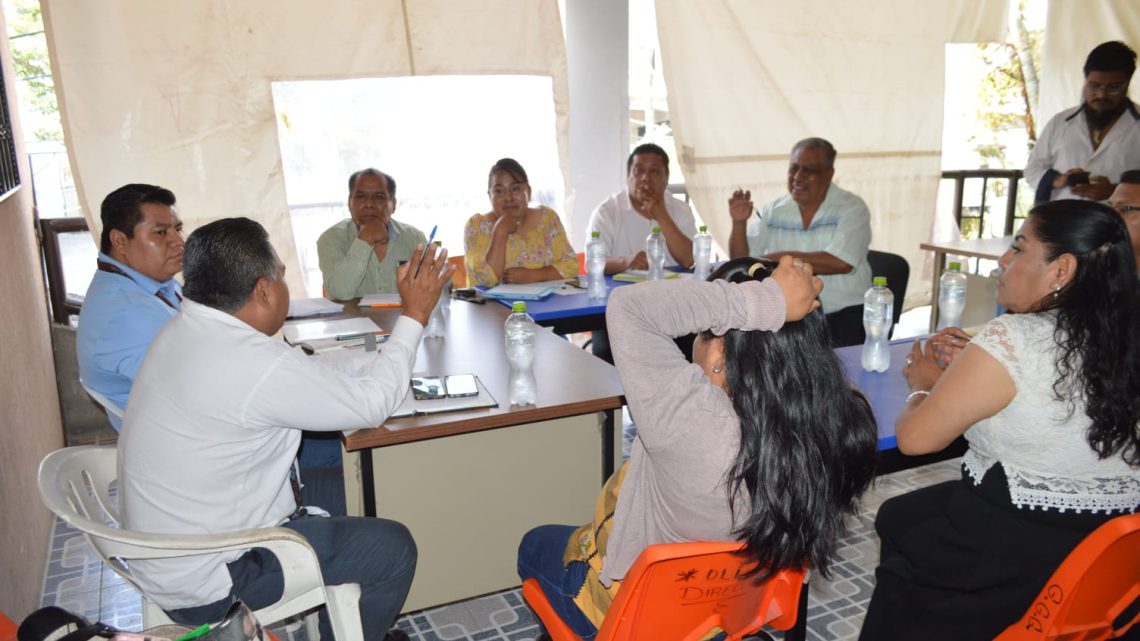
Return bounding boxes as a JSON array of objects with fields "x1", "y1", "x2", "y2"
[
  {"x1": 948, "y1": 261, "x2": 961, "y2": 271},
  {"x1": 433, "y1": 240, "x2": 442, "y2": 247},
  {"x1": 512, "y1": 301, "x2": 527, "y2": 313},
  {"x1": 699, "y1": 225, "x2": 707, "y2": 232},
  {"x1": 652, "y1": 226, "x2": 661, "y2": 233},
  {"x1": 591, "y1": 230, "x2": 600, "y2": 238},
  {"x1": 873, "y1": 276, "x2": 888, "y2": 287}
]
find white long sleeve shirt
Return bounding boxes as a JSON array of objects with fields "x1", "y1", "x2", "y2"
[
  {"x1": 119, "y1": 299, "x2": 422, "y2": 609},
  {"x1": 1025, "y1": 102, "x2": 1140, "y2": 201}
]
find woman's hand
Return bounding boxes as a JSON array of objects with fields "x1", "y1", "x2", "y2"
[
  {"x1": 771, "y1": 255, "x2": 823, "y2": 322},
  {"x1": 492, "y1": 212, "x2": 519, "y2": 237},
  {"x1": 501, "y1": 267, "x2": 535, "y2": 284},
  {"x1": 928, "y1": 326, "x2": 971, "y2": 367},
  {"x1": 903, "y1": 339, "x2": 942, "y2": 392}
]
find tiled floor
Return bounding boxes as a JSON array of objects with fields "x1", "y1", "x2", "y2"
[{"x1": 40, "y1": 458, "x2": 962, "y2": 641}]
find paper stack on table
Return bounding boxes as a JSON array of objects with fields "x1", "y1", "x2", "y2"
[
  {"x1": 283, "y1": 316, "x2": 388, "y2": 353},
  {"x1": 287, "y1": 297, "x2": 344, "y2": 318}
]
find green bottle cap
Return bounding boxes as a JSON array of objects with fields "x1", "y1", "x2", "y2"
[
  {"x1": 512, "y1": 302, "x2": 527, "y2": 313},
  {"x1": 652, "y1": 226, "x2": 661, "y2": 233},
  {"x1": 433, "y1": 240, "x2": 442, "y2": 247},
  {"x1": 591, "y1": 230, "x2": 600, "y2": 238},
  {"x1": 873, "y1": 276, "x2": 888, "y2": 287},
  {"x1": 948, "y1": 261, "x2": 961, "y2": 271},
  {"x1": 699, "y1": 225, "x2": 707, "y2": 232}
]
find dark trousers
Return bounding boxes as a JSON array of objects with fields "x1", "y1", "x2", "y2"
[
  {"x1": 168, "y1": 473, "x2": 416, "y2": 641},
  {"x1": 517, "y1": 524, "x2": 598, "y2": 640}
]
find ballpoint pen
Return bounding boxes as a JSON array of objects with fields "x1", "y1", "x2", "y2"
[{"x1": 417, "y1": 225, "x2": 438, "y2": 272}]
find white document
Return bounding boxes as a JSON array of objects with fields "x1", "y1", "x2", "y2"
[
  {"x1": 287, "y1": 297, "x2": 344, "y2": 318},
  {"x1": 282, "y1": 316, "x2": 383, "y2": 345}
]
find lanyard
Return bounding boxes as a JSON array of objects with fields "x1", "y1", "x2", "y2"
[{"x1": 96, "y1": 260, "x2": 182, "y2": 310}]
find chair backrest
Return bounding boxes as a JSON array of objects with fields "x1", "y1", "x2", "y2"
[
  {"x1": 865, "y1": 251, "x2": 909, "y2": 333},
  {"x1": 449, "y1": 254, "x2": 468, "y2": 289},
  {"x1": 995, "y1": 513, "x2": 1140, "y2": 641},
  {"x1": 596, "y1": 542, "x2": 805, "y2": 641}
]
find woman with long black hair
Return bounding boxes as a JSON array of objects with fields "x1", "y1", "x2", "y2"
[
  {"x1": 860, "y1": 200, "x2": 1140, "y2": 640},
  {"x1": 517, "y1": 255, "x2": 879, "y2": 639}
]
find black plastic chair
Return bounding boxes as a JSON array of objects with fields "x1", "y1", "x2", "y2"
[{"x1": 866, "y1": 250, "x2": 909, "y2": 337}]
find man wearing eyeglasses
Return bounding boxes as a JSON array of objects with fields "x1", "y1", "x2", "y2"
[
  {"x1": 726, "y1": 137, "x2": 872, "y2": 348},
  {"x1": 1026, "y1": 41, "x2": 1140, "y2": 203},
  {"x1": 1108, "y1": 170, "x2": 1140, "y2": 272}
]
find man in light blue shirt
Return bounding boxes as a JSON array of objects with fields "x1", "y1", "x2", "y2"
[
  {"x1": 727, "y1": 138, "x2": 873, "y2": 347},
  {"x1": 77, "y1": 184, "x2": 184, "y2": 430}
]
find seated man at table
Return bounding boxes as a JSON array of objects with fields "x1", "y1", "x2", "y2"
[
  {"x1": 119, "y1": 217, "x2": 454, "y2": 641},
  {"x1": 728, "y1": 137, "x2": 873, "y2": 347},
  {"x1": 1109, "y1": 169, "x2": 1140, "y2": 271},
  {"x1": 77, "y1": 183, "x2": 184, "y2": 430},
  {"x1": 586, "y1": 143, "x2": 698, "y2": 364},
  {"x1": 318, "y1": 168, "x2": 427, "y2": 300}
]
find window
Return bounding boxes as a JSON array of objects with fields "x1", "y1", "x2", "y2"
[{"x1": 272, "y1": 75, "x2": 563, "y2": 296}]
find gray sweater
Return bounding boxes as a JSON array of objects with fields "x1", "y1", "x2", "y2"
[{"x1": 600, "y1": 277, "x2": 787, "y2": 585}]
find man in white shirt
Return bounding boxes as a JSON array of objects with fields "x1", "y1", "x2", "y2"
[
  {"x1": 1026, "y1": 41, "x2": 1140, "y2": 203},
  {"x1": 586, "y1": 143, "x2": 698, "y2": 363},
  {"x1": 728, "y1": 137, "x2": 873, "y2": 347},
  {"x1": 119, "y1": 217, "x2": 453, "y2": 641}
]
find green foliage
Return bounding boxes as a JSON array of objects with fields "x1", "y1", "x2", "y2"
[{"x1": 5, "y1": 0, "x2": 61, "y2": 141}]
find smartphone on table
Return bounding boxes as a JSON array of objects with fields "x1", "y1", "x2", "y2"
[
  {"x1": 445, "y1": 374, "x2": 479, "y2": 398},
  {"x1": 411, "y1": 376, "x2": 446, "y2": 400}
]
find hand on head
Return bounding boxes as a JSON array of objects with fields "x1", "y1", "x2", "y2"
[
  {"x1": 397, "y1": 244, "x2": 455, "y2": 326},
  {"x1": 770, "y1": 255, "x2": 823, "y2": 322},
  {"x1": 728, "y1": 189, "x2": 753, "y2": 223}
]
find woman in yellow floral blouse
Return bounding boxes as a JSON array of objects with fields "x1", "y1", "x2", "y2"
[{"x1": 464, "y1": 158, "x2": 579, "y2": 286}]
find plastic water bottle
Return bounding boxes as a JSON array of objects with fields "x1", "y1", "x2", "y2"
[
  {"x1": 861, "y1": 276, "x2": 893, "y2": 373},
  {"x1": 586, "y1": 231, "x2": 607, "y2": 299},
  {"x1": 424, "y1": 241, "x2": 447, "y2": 338},
  {"x1": 646, "y1": 226, "x2": 666, "y2": 280},
  {"x1": 990, "y1": 267, "x2": 1004, "y2": 317},
  {"x1": 504, "y1": 302, "x2": 537, "y2": 406},
  {"x1": 692, "y1": 225, "x2": 712, "y2": 281},
  {"x1": 937, "y1": 262, "x2": 968, "y2": 330}
]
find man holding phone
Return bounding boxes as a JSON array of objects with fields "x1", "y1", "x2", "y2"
[{"x1": 1026, "y1": 41, "x2": 1140, "y2": 203}]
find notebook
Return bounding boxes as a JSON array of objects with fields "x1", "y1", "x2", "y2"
[
  {"x1": 390, "y1": 374, "x2": 499, "y2": 417},
  {"x1": 282, "y1": 316, "x2": 384, "y2": 346},
  {"x1": 480, "y1": 283, "x2": 556, "y2": 300},
  {"x1": 287, "y1": 297, "x2": 344, "y2": 318},
  {"x1": 612, "y1": 270, "x2": 683, "y2": 283}
]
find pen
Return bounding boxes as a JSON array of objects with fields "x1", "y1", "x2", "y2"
[
  {"x1": 174, "y1": 624, "x2": 211, "y2": 641},
  {"x1": 417, "y1": 225, "x2": 438, "y2": 273},
  {"x1": 336, "y1": 331, "x2": 391, "y2": 342}
]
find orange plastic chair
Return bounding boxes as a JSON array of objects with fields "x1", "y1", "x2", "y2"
[
  {"x1": 577, "y1": 251, "x2": 587, "y2": 276},
  {"x1": 0, "y1": 612, "x2": 17, "y2": 641},
  {"x1": 522, "y1": 541, "x2": 807, "y2": 641},
  {"x1": 994, "y1": 512, "x2": 1140, "y2": 641}
]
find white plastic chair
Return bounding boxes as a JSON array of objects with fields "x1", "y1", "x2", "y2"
[
  {"x1": 37, "y1": 445, "x2": 363, "y2": 640},
  {"x1": 79, "y1": 378, "x2": 124, "y2": 420}
]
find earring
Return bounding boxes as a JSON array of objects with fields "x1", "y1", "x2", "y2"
[
  {"x1": 711, "y1": 365, "x2": 724, "y2": 374},
  {"x1": 1053, "y1": 283, "x2": 1061, "y2": 298}
]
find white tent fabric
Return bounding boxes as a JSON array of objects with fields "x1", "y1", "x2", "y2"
[
  {"x1": 654, "y1": 0, "x2": 1007, "y2": 305},
  {"x1": 42, "y1": 0, "x2": 569, "y2": 292},
  {"x1": 1037, "y1": 0, "x2": 1140, "y2": 132}
]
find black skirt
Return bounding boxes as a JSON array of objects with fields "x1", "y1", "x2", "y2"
[{"x1": 858, "y1": 463, "x2": 1135, "y2": 641}]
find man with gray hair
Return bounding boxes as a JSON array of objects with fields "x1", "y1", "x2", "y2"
[
  {"x1": 119, "y1": 217, "x2": 453, "y2": 641},
  {"x1": 727, "y1": 137, "x2": 873, "y2": 347}
]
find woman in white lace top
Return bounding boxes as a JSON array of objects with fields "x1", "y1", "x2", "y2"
[{"x1": 859, "y1": 200, "x2": 1140, "y2": 640}]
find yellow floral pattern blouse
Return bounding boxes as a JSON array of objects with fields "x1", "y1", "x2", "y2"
[{"x1": 463, "y1": 206, "x2": 579, "y2": 287}]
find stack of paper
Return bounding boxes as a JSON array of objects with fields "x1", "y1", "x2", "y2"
[
  {"x1": 283, "y1": 317, "x2": 388, "y2": 353},
  {"x1": 360, "y1": 293, "x2": 402, "y2": 308},
  {"x1": 481, "y1": 283, "x2": 555, "y2": 300},
  {"x1": 613, "y1": 270, "x2": 683, "y2": 283},
  {"x1": 287, "y1": 297, "x2": 344, "y2": 318}
]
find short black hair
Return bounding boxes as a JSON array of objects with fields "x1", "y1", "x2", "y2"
[
  {"x1": 625, "y1": 143, "x2": 670, "y2": 176},
  {"x1": 487, "y1": 158, "x2": 529, "y2": 190},
  {"x1": 182, "y1": 217, "x2": 281, "y2": 314},
  {"x1": 348, "y1": 168, "x2": 396, "y2": 197},
  {"x1": 1084, "y1": 41, "x2": 1137, "y2": 78},
  {"x1": 99, "y1": 183, "x2": 176, "y2": 254},
  {"x1": 1120, "y1": 169, "x2": 1140, "y2": 185},
  {"x1": 791, "y1": 137, "x2": 838, "y2": 168}
]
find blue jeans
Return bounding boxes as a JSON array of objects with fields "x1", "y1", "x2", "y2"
[
  {"x1": 517, "y1": 524, "x2": 598, "y2": 640},
  {"x1": 169, "y1": 471, "x2": 415, "y2": 641}
]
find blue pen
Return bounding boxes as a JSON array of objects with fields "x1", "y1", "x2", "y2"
[{"x1": 417, "y1": 225, "x2": 438, "y2": 272}]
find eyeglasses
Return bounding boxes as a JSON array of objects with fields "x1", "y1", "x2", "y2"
[
  {"x1": 489, "y1": 183, "x2": 528, "y2": 198},
  {"x1": 1085, "y1": 81, "x2": 1128, "y2": 97},
  {"x1": 1113, "y1": 204, "x2": 1140, "y2": 215}
]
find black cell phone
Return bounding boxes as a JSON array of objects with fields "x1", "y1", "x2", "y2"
[
  {"x1": 411, "y1": 376, "x2": 446, "y2": 400},
  {"x1": 452, "y1": 288, "x2": 486, "y2": 304},
  {"x1": 445, "y1": 374, "x2": 479, "y2": 398},
  {"x1": 1067, "y1": 171, "x2": 1090, "y2": 186}
]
